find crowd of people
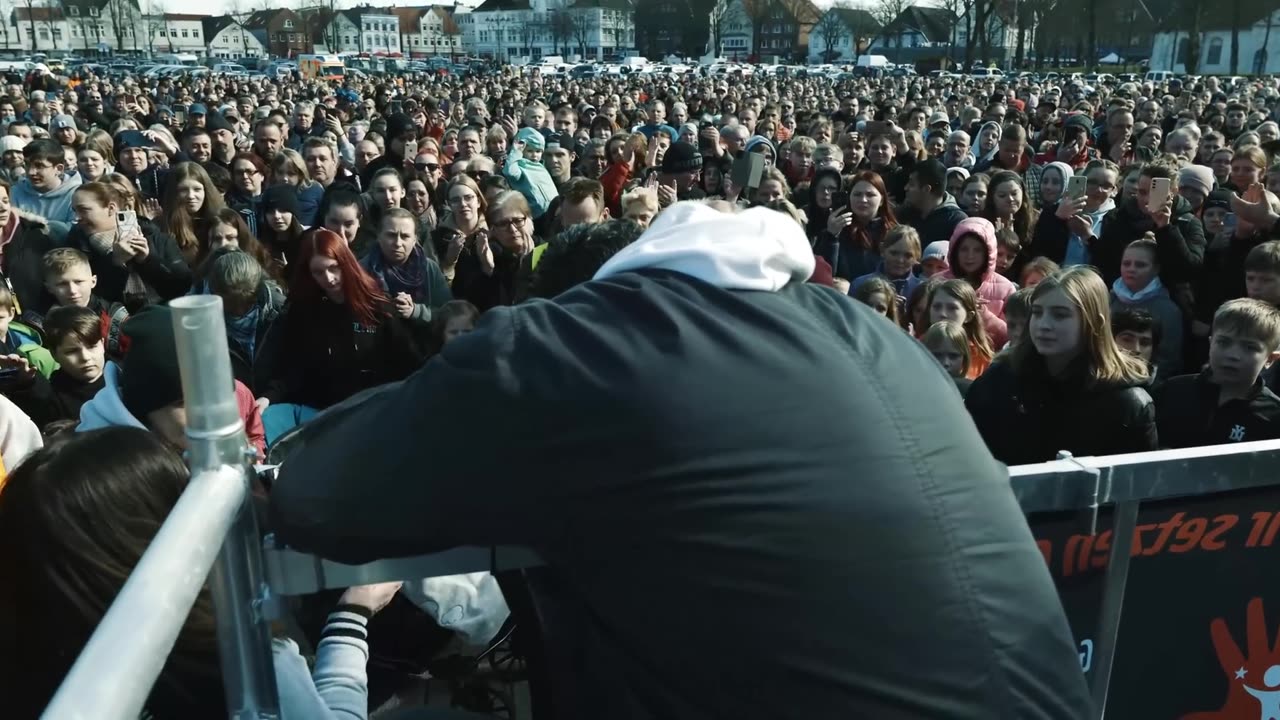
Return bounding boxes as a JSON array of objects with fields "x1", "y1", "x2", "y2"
[{"x1": 0, "y1": 57, "x2": 1275, "y2": 717}]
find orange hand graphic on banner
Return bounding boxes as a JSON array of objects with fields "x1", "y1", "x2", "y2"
[{"x1": 1183, "y1": 598, "x2": 1280, "y2": 720}]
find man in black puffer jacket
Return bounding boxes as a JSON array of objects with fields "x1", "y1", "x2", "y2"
[{"x1": 274, "y1": 202, "x2": 1092, "y2": 720}]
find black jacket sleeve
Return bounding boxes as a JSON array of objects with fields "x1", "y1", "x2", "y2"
[
  {"x1": 1030, "y1": 209, "x2": 1070, "y2": 264},
  {"x1": 1116, "y1": 387, "x2": 1159, "y2": 454},
  {"x1": 4, "y1": 373, "x2": 57, "y2": 429},
  {"x1": 134, "y1": 228, "x2": 193, "y2": 300},
  {"x1": 1156, "y1": 215, "x2": 1206, "y2": 283}
]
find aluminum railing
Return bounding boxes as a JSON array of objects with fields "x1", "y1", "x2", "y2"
[{"x1": 37, "y1": 297, "x2": 1280, "y2": 719}]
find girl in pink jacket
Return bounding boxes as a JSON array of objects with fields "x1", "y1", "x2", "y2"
[{"x1": 942, "y1": 217, "x2": 1018, "y2": 347}]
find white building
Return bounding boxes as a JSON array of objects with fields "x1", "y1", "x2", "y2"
[
  {"x1": 1150, "y1": 9, "x2": 1280, "y2": 75},
  {"x1": 951, "y1": 7, "x2": 1028, "y2": 54},
  {"x1": 708, "y1": 0, "x2": 752, "y2": 60},
  {"x1": 806, "y1": 6, "x2": 879, "y2": 63},
  {"x1": 396, "y1": 6, "x2": 463, "y2": 58},
  {"x1": 468, "y1": 0, "x2": 632, "y2": 61},
  {"x1": 11, "y1": 0, "x2": 144, "y2": 54},
  {"x1": 145, "y1": 13, "x2": 209, "y2": 55},
  {"x1": 314, "y1": 8, "x2": 401, "y2": 55},
  {"x1": 203, "y1": 15, "x2": 265, "y2": 59}
]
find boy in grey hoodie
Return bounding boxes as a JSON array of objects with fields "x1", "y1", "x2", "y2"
[{"x1": 10, "y1": 139, "x2": 80, "y2": 225}]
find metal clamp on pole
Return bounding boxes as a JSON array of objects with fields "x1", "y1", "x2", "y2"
[
  {"x1": 171, "y1": 295, "x2": 280, "y2": 719},
  {"x1": 1056, "y1": 451, "x2": 1106, "y2": 536}
]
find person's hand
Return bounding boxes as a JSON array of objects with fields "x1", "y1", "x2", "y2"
[
  {"x1": 445, "y1": 229, "x2": 465, "y2": 258},
  {"x1": 646, "y1": 136, "x2": 661, "y2": 168},
  {"x1": 325, "y1": 114, "x2": 343, "y2": 137},
  {"x1": 1056, "y1": 137, "x2": 1082, "y2": 162},
  {"x1": 827, "y1": 207, "x2": 853, "y2": 236},
  {"x1": 992, "y1": 216, "x2": 1008, "y2": 231},
  {"x1": 1066, "y1": 214, "x2": 1094, "y2": 242},
  {"x1": 474, "y1": 228, "x2": 495, "y2": 275},
  {"x1": 1212, "y1": 223, "x2": 1235, "y2": 250},
  {"x1": 339, "y1": 581, "x2": 403, "y2": 615},
  {"x1": 1109, "y1": 139, "x2": 1130, "y2": 164},
  {"x1": 1055, "y1": 195, "x2": 1087, "y2": 220},
  {"x1": 1231, "y1": 183, "x2": 1280, "y2": 229},
  {"x1": 0, "y1": 354, "x2": 36, "y2": 382},
  {"x1": 1150, "y1": 194, "x2": 1173, "y2": 229},
  {"x1": 394, "y1": 292, "x2": 414, "y2": 319},
  {"x1": 656, "y1": 181, "x2": 676, "y2": 208},
  {"x1": 722, "y1": 173, "x2": 740, "y2": 202},
  {"x1": 254, "y1": 396, "x2": 270, "y2": 413},
  {"x1": 141, "y1": 197, "x2": 162, "y2": 220},
  {"x1": 111, "y1": 234, "x2": 139, "y2": 266},
  {"x1": 499, "y1": 115, "x2": 517, "y2": 139}
]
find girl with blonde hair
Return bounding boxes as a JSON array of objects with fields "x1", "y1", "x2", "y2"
[{"x1": 965, "y1": 266, "x2": 1157, "y2": 464}]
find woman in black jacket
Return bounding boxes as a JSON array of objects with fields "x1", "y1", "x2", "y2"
[
  {"x1": 966, "y1": 266, "x2": 1158, "y2": 464},
  {"x1": 67, "y1": 180, "x2": 191, "y2": 310},
  {"x1": 0, "y1": 179, "x2": 60, "y2": 320},
  {"x1": 265, "y1": 228, "x2": 421, "y2": 411}
]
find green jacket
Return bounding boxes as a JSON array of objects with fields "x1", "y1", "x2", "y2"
[{"x1": 4, "y1": 321, "x2": 57, "y2": 378}]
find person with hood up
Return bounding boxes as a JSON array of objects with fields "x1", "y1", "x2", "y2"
[
  {"x1": 744, "y1": 135, "x2": 777, "y2": 167},
  {"x1": 503, "y1": 126, "x2": 558, "y2": 220},
  {"x1": 271, "y1": 199, "x2": 1094, "y2": 720},
  {"x1": 1031, "y1": 159, "x2": 1120, "y2": 269},
  {"x1": 77, "y1": 304, "x2": 266, "y2": 459},
  {"x1": 10, "y1": 139, "x2": 80, "y2": 225},
  {"x1": 1094, "y1": 159, "x2": 1206, "y2": 289},
  {"x1": 966, "y1": 265, "x2": 1157, "y2": 464},
  {"x1": 1109, "y1": 234, "x2": 1184, "y2": 379},
  {"x1": 941, "y1": 217, "x2": 1016, "y2": 346},
  {"x1": 968, "y1": 120, "x2": 1001, "y2": 167}
]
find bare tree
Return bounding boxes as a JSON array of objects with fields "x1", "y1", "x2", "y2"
[
  {"x1": 0, "y1": 0, "x2": 13, "y2": 50},
  {"x1": 812, "y1": 9, "x2": 848, "y2": 62},
  {"x1": 870, "y1": 0, "x2": 909, "y2": 50},
  {"x1": 227, "y1": 0, "x2": 254, "y2": 58},
  {"x1": 547, "y1": 8, "x2": 573, "y2": 56},
  {"x1": 19, "y1": 0, "x2": 41, "y2": 51},
  {"x1": 570, "y1": 11, "x2": 593, "y2": 58}
]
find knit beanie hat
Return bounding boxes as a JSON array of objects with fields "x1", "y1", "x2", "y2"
[
  {"x1": 662, "y1": 141, "x2": 703, "y2": 174},
  {"x1": 1178, "y1": 164, "x2": 1215, "y2": 197},
  {"x1": 262, "y1": 185, "x2": 300, "y2": 216},
  {"x1": 515, "y1": 126, "x2": 545, "y2": 152},
  {"x1": 923, "y1": 241, "x2": 950, "y2": 265},
  {"x1": 119, "y1": 305, "x2": 183, "y2": 421}
]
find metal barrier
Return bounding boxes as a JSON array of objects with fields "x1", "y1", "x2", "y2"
[{"x1": 36, "y1": 298, "x2": 1280, "y2": 719}]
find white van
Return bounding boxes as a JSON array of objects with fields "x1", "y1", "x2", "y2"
[{"x1": 1145, "y1": 70, "x2": 1175, "y2": 83}]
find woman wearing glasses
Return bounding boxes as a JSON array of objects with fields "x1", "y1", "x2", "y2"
[
  {"x1": 451, "y1": 190, "x2": 536, "y2": 311},
  {"x1": 431, "y1": 175, "x2": 488, "y2": 285}
]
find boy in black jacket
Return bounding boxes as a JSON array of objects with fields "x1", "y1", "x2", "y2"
[
  {"x1": 7, "y1": 305, "x2": 106, "y2": 430},
  {"x1": 1156, "y1": 298, "x2": 1280, "y2": 448}
]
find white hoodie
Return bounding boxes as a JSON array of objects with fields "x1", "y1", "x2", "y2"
[
  {"x1": 77, "y1": 362, "x2": 147, "y2": 432},
  {"x1": 594, "y1": 202, "x2": 816, "y2": 291}
]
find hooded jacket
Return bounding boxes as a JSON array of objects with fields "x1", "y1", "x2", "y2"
[
  {"x1": 941, "y1": 216, "x2": 1019, "y2": 320},
  {"x1": 10, "y1": 172, "x2": 81, "y2": 225},
  {"x1": 227, "y1": 281, "x2": 286, "y2": 396},
  {"x1": 0, "y1": 211, "x2": 61, "y2": 319},
  {"x1": 908, "y1": 193, "x2": 970, "y2": 246},
  {"x1": 271, "y1": 201, "x2": 1093, "y2": 720},
  {"x1": 1109, "y1": 278, "x2": 1183, "y2": 378},
  {"x1": 1094, "y1": 195, "x2": 1206, "y2": 288},
  {"x1": 79, "y1": 362, "x2": 266, "y2": 456},
  {"x1": 1030, "y1": 198, "x2": 1116, "y2": 267}
]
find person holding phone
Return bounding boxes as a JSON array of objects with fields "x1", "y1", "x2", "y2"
[
  {"x1": 1093, "y1": 159, "x2": 1206, "y2": 289},
  {"x1": 66, "y1": 181, "x2": 190, "y2": 308},
  {"x1": 1030, "y1": 159, "x2": 1120, "y2": 268}
]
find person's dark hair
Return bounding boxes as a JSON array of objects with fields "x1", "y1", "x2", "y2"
[
  {"x1": 529, "y1": 219, "x2": 643, "y2": 299},
  {"x1": 911, "y1": 159, "x2": 948, "y2": 199},
  {"x1": 179, "y1": 126, "x2": 211, "y2": 145},
  {"x1": 428, "y1": 299, "x2": 480, "y2": 354},
  {"x1": 23, "y1": 138, "x2": 65, "y2": 166},
  {"x1": 1111, "y1": 307, "x2": 1162, "y2": 352},
  {"x1": 319, "y1": 188, "x2": 364, "y2": 225},
  {"x1": 43, "y1": 305, "x2": 104, "y2": 349},
  {"x1": 0, "y1": 428, "x2": 222, "y2": 719},
  {"x1": 1140, "y1": 158, "x2": 1179, "y2": 181},
  {"x1": 478, "y1": 174, "x2": 509, "y2": 197}
]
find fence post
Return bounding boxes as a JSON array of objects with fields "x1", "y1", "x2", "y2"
[{"x1": 171, "y1": 295, "x2": 280, "y2": 719}]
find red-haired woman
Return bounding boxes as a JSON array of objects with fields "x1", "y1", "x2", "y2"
[
  {"x1": 264, "y1": 229, "x2": 422, "y2": 415},
  {"x1": 813, "y1": 170, "x2": 898, "y2": 287}
]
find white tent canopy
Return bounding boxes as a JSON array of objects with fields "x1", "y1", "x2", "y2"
[{"x1": 1099, "y1": 52, "x2": 1122, "y2": 64}]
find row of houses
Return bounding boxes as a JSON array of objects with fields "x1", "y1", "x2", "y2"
[{"x1": 0, "y1": 0, "x2": 480, "y2": 58}]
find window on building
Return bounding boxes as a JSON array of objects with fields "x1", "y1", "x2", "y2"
[
  {"x1": 53, "y1": 28, "x2": 62, "y2": 40},
  {"x1": 73, "y1": 26, "x2": 81, "y2": 37},
  {"x1": 1207, "y1": 36, "x2": 1223, "y2": 65},
  {"x1": 69, "y1": 6, "x2": 79, "y2": 16},
  {"x1": 284, "y1": 19, "x2": 294, "y2": 29},
  {"x1": 170, "y1": 29, "x2": 177, "y2": 37},
  {"x1": 181, "y1": 29, "x2": 188, "y2": 37},
  {"x1": 89, "y1": 7, "x2": 98, "y2": 16},
  {"x1": 38, "y1": 28, "x2": 48, "y2": 39}
]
